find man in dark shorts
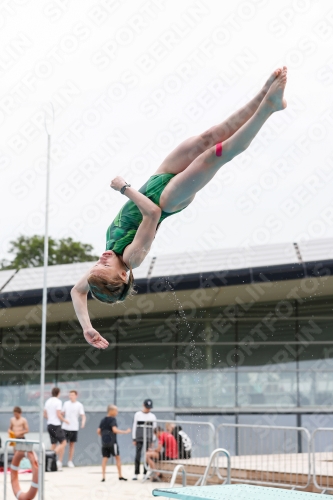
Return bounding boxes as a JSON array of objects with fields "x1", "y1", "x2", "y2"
[
  {"x1": 44, "y1": 387, "x2": 69, "y2": 471},
  {"x1": 61, "y1": 390, "x2": 86, "y2": 467},
  {"x1": 145, "y1": 426, "x2": 178, "y2": 481},
  {"x1": 97, "y1": 404, "x2": 131, "y2": 482}
]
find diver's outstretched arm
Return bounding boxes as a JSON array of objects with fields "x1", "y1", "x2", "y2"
[{"x1": 71, "y1": 270, "x2": 109, "y2": 349}]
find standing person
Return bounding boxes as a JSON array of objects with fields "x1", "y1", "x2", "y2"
[
  {"x1": 97, "y1": 404, "x2": 131, "y2": 482},
  {"x1": 71, "y1": 67, "x2": 288, "y2": 348},
  {"x1": 8, "y1": 406, "x2": 29, "y2": 439},
  {"x1": 145, "y1": 426, "x2": 178, "y2": 482},
  {"x1": 44, "y1": 387, "x2": 69, "y2": 471},
  {"x1": 61, "y1": 390, "x2": 86, "y2": 468},
  {"x1": 132, "y1": 398, "x2": 157, "y2": 480}
]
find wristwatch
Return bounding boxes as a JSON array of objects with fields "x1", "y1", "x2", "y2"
[{"x1": 120, "y1": 183, "x2": 131, "y2": 194}]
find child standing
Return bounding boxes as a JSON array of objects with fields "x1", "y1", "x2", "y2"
[
  {"x1": 8, "y1": 406, "x2": 29, "y2": 439},
  {"x1": 97, "y1": 404, "x2": 131, "y2": 482}
]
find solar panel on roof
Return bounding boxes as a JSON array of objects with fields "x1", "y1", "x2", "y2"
[
  {"x1": 298, "y1": 238, "x2": 333, "y2": 263},
  {"x1": 0, "y1": 270, "x2": 17, "y2": 291},
  {"x1": 3, "y1": 262, "x2": 94, "y2": 292},
  {"x1": 150, "y1": 243, "x2": 299, "y2": 278},
  {"x1": 1, "y1": 258, "x2": 154, "y2": 293},
  {"x1": 0, "y1": 238, "x2": 332, "y2": 293}
]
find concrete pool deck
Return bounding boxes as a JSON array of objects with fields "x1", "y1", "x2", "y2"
[{"x1": 1, "y1": 464, "x2": 169, "y2": 500}]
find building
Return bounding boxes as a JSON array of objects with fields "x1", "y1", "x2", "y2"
[{"x1": 0, "y1": 238, "x2": 332, "y2": 464}]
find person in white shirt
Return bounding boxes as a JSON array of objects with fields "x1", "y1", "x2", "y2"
[
  {"x1": 132, "y1": 399, "x2": 157, "y2": 480},
  {"x1": 61, "y1": 390, "x2": 86, "y2": 467},
  {"x1": 44, "y1": 387, "x2": 69, "y2": 471}
]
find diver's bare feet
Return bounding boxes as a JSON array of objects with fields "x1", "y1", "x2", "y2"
[
  {"x1": 262, "y1": 68, "x2": 282, "y2": 94},
  {"x1": 263, "y1": 66, "x2": 287, "y2": 112}
]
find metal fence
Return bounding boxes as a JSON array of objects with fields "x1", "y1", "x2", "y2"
[
  {"x1": 143, "y1": 419, "x2": 216, "y2": 484},
  {"x1": 311, "y1": 427, "x2": 333, "y2": 494},
  {"x1": 217, "y1": 424, "x2": 311, "y2": 490}
]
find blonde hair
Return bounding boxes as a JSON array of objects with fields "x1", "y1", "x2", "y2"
[
  {"x1": 88, "y1": 255, "x2": 135, "y2": 304},
  {"x1": 107, "y1": 404, "x2": 117, "y2": 413},
  {"x1": 165, "y1": 422, "x2": 174, "y2": 432}
]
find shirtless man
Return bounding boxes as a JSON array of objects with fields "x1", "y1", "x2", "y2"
[{"x1": 8, "y1": 406, "x2": 29, "y2": 439}]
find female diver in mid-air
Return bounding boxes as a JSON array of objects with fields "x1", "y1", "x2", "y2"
[{"x1": 71, "y1": 67, "x2": 288, "y2": 349}]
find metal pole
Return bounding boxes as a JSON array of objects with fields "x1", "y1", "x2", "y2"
[
  {"x1": 4, "y1": 439, "x2": 45, "y2": 500},
  {"x1": 38, "y1": 104, "x2": 54, "y2": 500}
]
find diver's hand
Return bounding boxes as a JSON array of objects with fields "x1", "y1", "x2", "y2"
[
  {"x1": 111, "y1": 176, "x2": 128, "y2": 192},
  {"x1": 83, "y1": 328, "x2": 109, "y2": 349}
]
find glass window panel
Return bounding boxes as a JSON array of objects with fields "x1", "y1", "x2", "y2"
[
  {"x1": 176, "y1": 343, "x2": 206, "y2": 370},
  {"x1": 300, "y1": 372, "x2": 333, "y2": 406},
  {"x1": 238, "y1": 414, "x2": 297, "y2": 426},
  {"x1": 116, "y1": 373, "x2": 175, "y2": 409},
  {"x1": 177, "y1": 318, "x2": 235, "y2": 343},
  {"x1": 95, "y1": 315, "x2": 179, "y2": 344},
  {"x1": 213, "y1": 345, "x2": 237, "y2": 370},
  {"x1": 237, "y1": 345, "x2": 297, "y2": 370},
  {"x1": 297, "y1": 319, "x2": 333, "y2": 344},
  {"x1": 166, "y1": 307, "x2": 236, "y2": 343},
  {"x1": 301, "y1": 413, "x2": 333, "y2": 448},
  {"x1": 238, "y1": 371, "x2": 297, "y2": 407},
  {"x1": 237, "y1": 300, "x2": 295, "y2": 319},
  {"x1": 298, "y1": 297, "x2": 333, "y2": 318},
  {"x1": 57, "y1": 373, "x2": 115, "y2": 408},
  {"x1": 178, "y1": 321, "x2": 206, "y2": 343},
  {"x1": 115, "y1": 321, "x2": 176, "y2": 344},
  {"x1": 178, "y1": 319, "x2": 236, "y2": 343},
  {"x1": 236, "y1": 414, "x2": 298, "y2": 455},
  {"x1": 177, "y1": 371, "x2": 235, "y2": 408},
  {"x1": 210, "y1": 317, "x2": 235, "y2": 343},
  {"x1": 175, "y1": 345, "x2": 236, "y2": 371},
  {"x1": 299, "y1": 345, "x2": 333, "y2": 371},
  {"x1": 238, "y1": 320, "x2": 296, "y2": 343},
  {"x1": 208, "y1": 305, "x2": 238, "y2": 323},
  {"x1": 1, "y1": 324, "x2": 61, "y2": 371},
  {"x1": 0, "y1": 346, "x2": 57, "y2": 371},
  {"x1": 117, "y1": 345, "x2": 174, "y2": 370},
  {"x1": 2, "y1": 324, "x2": 61, "y2": 345},
  {"x1": 58, "y1": 344, "x2": 116, "y2": 371},
  {"x1": 0, "y1": 373, "x2": 55, "y2": 409}
]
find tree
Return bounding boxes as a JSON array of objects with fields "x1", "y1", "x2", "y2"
[{"x1": 0, "y1": 235, "x2": 99, "y2": 270}]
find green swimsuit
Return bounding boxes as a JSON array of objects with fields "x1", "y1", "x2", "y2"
[{"x1": 106, "y1": 173, "x2": 185, "y2": 255}]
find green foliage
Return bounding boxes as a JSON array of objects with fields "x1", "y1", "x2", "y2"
[{"x1": 0, "y1": 235, "x2": 98, "y2": 270}]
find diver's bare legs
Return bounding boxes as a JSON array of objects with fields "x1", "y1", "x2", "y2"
[
  {"x1": 155, "y1": 68, "x2": 283, "y2": 177},
  {"x1": 159, "y1": 68, "x2": 288, "y2": 212}
]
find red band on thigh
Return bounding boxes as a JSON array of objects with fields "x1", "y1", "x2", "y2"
[{"x1": 215, "y1": 142, "x2": 223, "y2": 156}]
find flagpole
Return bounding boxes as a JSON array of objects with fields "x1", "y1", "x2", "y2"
[{"x1": 39, "y1": 103, "x2": 54, "y2": 499}]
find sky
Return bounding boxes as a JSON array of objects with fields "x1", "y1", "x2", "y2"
[{"x1": 1, "y1": 0, "x2": 333, "y2": 262}]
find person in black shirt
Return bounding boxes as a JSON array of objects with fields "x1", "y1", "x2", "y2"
[{"x1": 97, "y1": 404, "x2": 131, "y2": 482}]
